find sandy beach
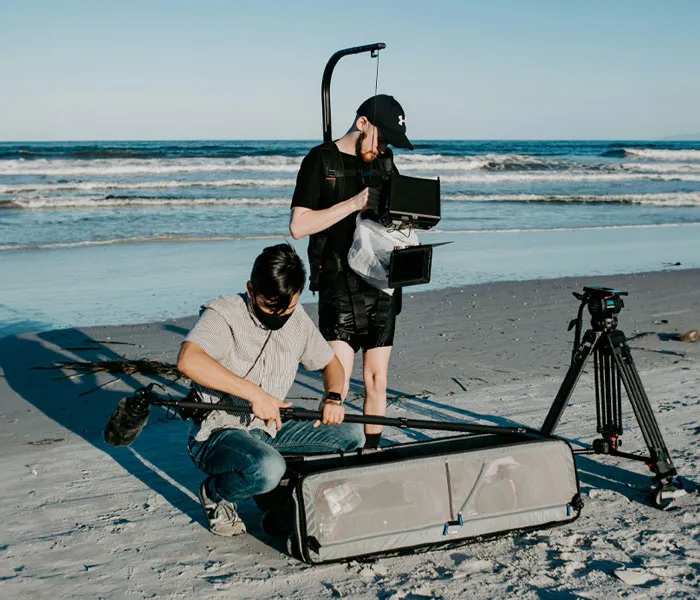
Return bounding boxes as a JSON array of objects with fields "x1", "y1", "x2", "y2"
[
  {"x1": 4, "y1": 3, "x2": 700, "y2": 598},
  {"x1": 1, "y1": 269, "x2": 698, "y2": 599}
]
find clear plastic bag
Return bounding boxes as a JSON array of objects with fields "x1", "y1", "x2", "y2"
[
  {"x1": 322, "y1": 481, "x2": 362, "y2": 517},
  {"x1": 347, "y1": 214, "x2": 419, "y2": 294}
]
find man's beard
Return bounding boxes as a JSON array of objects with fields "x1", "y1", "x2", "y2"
[{"x1": 355, "y1": 130, "x2": 378, "y2": 163}]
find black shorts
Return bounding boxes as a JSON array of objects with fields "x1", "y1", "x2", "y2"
[{"x1": 318, "y1": 267, "x2": 399, "y2": 353}]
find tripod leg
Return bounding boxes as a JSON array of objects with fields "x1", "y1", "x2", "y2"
[
  {"x1": 605, "y1": 331, "x2": 684, "y2": 507},
  {"x1": 542, "y1": 330, "x2": 598, "y2": 434},
  {"x1": 591, "y1": 343, "x2": 624, "y2": 453}
]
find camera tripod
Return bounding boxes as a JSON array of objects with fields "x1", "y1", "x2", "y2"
[{"x1": 542, "y1": 287, "x2": 684, "y2": 508}]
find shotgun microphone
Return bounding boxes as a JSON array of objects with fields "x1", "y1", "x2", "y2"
[{"x1": 103, "y1": 385, "x2": 154, "y2": 447}]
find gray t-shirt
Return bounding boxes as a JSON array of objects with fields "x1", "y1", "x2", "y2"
[{"x1": 184, "y1": 293, "x2": 335, "y2": 441}]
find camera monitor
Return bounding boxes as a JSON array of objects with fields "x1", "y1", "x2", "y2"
[
  {"x1": 380, "y1": 174, "x2": 440, "y2": 230},
  {"x1": 388, "y1": 245, "x2": 433, "y2": 287},
  {"x1": 388, "y1": 241, "x2": 453, "y2": 288}
]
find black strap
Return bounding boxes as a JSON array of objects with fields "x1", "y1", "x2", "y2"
[
  {"x1": 244, "y1": 330, "x2": 273, "y2": 379},
  {"x1": 310, "y1": 142, "x2": 397, "y2": 323},
  {"x1": 376, "y1": 290, "x2": 392, "y2": 322},
  {"x1": 308, "y1": 142, "x2": 352, "y2": 293},
  {"x1": 323, "y1": 252, "x2": 395, "y2": 336},
  {"x1": 317, "y1": 140, "x2": 347, "y2": 206},
  {"x1": 185, "y1": 328, "x2": 273, "y2": 425},
  {"x1": 344, "y1": 268, "x2": 369, "y2": 335},
  {"x1": 394, "y1": 287, "x2": 402, "y2": 316}
]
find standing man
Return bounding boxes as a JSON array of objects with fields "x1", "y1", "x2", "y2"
[
  {"x1": 289, "y1": 94, "x2": 414, "y2": 449},
  {"x1": 178, "y1": 244, "x2": 364, "y2": 536}
]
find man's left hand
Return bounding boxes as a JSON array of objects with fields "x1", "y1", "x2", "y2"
[{"x1": 314, "y1": 401, "x2": 345, "y2": 428}]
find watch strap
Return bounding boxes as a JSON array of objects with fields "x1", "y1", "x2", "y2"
[{"x1": 322, "y1": 391, "x2": 343, "y2": 405}]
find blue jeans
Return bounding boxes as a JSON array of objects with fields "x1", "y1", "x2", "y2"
[{"x1": 188, "y1": 421, "x2": 365, "y2": 504}]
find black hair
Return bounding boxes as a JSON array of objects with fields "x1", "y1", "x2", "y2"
[{"x1": 250, "y1": 243, "x2": 306, "y2": 312}]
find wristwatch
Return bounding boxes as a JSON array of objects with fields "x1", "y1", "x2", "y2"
[{"x1": 322, "y1": 391, "x2": 343, "y2": 405}]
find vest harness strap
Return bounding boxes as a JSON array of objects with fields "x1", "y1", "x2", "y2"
[
  {"x1": 308, "y1": 141, "x2": 397, "y2": 332},
  {"x1": 307, "y1": 141, "x2": 352, "y2": 293}
]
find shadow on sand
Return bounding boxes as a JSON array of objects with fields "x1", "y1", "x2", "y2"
[
  {"x1": 1, "y1": 323, "x2": 682, "y2": 562},
  {"x1": 295, "y1": 367, "x2": 678, "y2": 508},
  {"x1": 0, "y1": 327, "x2": 198, "y2": 511}
]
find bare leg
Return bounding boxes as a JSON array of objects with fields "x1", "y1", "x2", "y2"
[{"x1": 362, "y1": 346, "x2": 392, "y2": 436}]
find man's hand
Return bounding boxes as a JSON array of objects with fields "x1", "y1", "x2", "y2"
[
  {"x1": 250, "y1": 390, "x2": 292, "y2": 430},
  {"x1": 351, "y1": 187, "x2": 380, "y2": 213},
  {"x1": 314, "y1": 400, "x2": 345, "y2": 428}
]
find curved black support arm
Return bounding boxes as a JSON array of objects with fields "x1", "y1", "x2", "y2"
[{"x1": 322, "y1": 42, "x2": 386, "y2": 142}]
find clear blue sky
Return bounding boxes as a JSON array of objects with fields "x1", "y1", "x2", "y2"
[{"x1": 1, "y1": 0, "x2": 698, "y2": 141}]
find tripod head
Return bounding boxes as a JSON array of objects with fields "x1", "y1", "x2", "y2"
[{"x1": 573, "y1": 286, "x2": 627, "y2": 332}]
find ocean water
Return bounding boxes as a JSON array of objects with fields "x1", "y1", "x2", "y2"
[{"x1": 2, "y1": 140, "x2": 700, "y2": 336}]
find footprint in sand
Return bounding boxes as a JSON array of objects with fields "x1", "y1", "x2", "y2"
[
  {"x1": 614, "y1": 567, "x2": 659, "y2": 585},
  {"x1": 587, "y1": 489, "x2": 631, "y2": 504}
]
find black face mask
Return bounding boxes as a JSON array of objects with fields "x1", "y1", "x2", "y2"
[{"x1": 251, "y1": 296, "x2": 293, "y2": 331}]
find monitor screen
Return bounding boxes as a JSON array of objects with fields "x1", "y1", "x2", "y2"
[
  {"x1": 388, "y1": 246, "x2": 433, "y2": 287},
  {"x1": 389, "y1": 174, "x2": 440, "y2": 219}
]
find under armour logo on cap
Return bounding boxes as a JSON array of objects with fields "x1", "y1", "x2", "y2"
[{"x1": 356, "y1": 94, "x2": 414, "y2": 150}]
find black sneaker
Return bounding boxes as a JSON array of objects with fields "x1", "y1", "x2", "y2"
[{"x1": 260, "y1": 509, "x2": 293, "y2": 537}]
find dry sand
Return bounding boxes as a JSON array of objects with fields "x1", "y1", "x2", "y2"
[{"x1": 1, "y1": 269, "x2": 698, "y2": 599}]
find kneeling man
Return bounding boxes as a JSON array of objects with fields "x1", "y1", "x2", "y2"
[{"x1": 178, "y1": 244, "x2": 364, "y2": 536}]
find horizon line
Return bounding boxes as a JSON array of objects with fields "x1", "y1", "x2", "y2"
[{"x1": 1, "y1": 137, "x2": 699, "y2": 144}]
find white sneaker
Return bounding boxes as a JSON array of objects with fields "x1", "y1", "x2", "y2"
[{"x1": 198, "y1": 479, "x2": 247, "y2": 537}]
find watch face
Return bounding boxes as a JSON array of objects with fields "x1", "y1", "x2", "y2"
[{"x1": 324, "y1": 392, "x2": 343, "y2": 403}]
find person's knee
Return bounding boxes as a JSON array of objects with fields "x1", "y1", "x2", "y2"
[
  {"x1": 364, "y1": 369, "x2": 388, "y2": 395},
  {"x1": 352, "y1": 424, "x2": 366, "y2": 450},
  {"x1": 341, "y1": 423, "x2": 365, "y2": 451},
  {"x1": 248, "y1": 452, "x2": 286, "y2": 495}
]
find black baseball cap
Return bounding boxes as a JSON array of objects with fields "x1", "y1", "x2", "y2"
[{"x1": 356, "y1": 94, "x2": 414, "y2": 150}]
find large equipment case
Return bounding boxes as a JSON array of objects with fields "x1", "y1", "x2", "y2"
[{"x1": 284, "y1": 433, "x2": 582, "y2": 564}]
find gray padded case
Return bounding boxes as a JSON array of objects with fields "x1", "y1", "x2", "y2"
[{"x1": 289, "y1": 434, "x2": 581, "y2": 563}]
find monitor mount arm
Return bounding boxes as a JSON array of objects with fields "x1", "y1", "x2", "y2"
[{"x1": 322, "y1": 43, "x2": 385, "y2": 143}]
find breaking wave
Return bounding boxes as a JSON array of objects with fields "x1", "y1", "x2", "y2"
[
  {"x1": 442, "y1": 192, "x2": 700, "y2": 207},
  {"x1": 0, "y1": 178, "x2": 296, "y2": 195},
  {"x1": 5, "y1": 191, "x2": 699, "y2": 211},
  {"x1": 0, "y1": 156, "x2": 304, "y2": 176},
  {"x1": 0, "y1": 196, "x2": 290, "y2": 210},
  {"x1": 3, "y1": 152, "x2": 699, "y2": 180},
  {"x1": 603, "y1": 148, "x2": 700, "y2": 161},
  {"x1": 435, "y1": 172, "x2": 700, "y2": 183},
  {"x1": 396, "y1": 153, "x2": 576, "y2": 171}
]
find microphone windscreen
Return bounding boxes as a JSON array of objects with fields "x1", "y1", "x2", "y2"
[{"x1": 104, "y1": 396, "x2": 151, "y2": 447}]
